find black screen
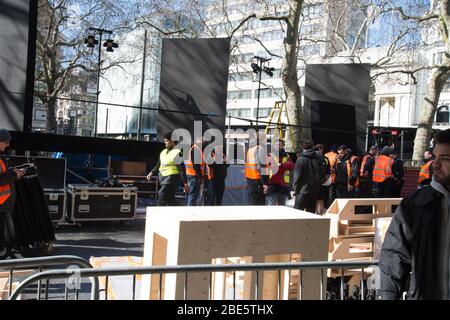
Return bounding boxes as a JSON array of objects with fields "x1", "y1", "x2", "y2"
[
  {"x1": 310, "y1": 101, "x2": 357, "y2": 152},
  {"x1": 157, "y1": 38, "x2": 230, "y2": 140}
]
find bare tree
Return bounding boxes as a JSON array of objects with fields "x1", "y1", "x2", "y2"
[{"x1": 35, "y1": 0, "x2": 139, "y2": 133}]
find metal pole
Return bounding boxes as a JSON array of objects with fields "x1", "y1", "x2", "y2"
[
  {"x1": 400, "y1": 131, "x2": 404, "y2": 160},
  {"x1": 137, "y1": 29, "x2": 148, "y2": 141},
  {"x1": 105, "y1": 108, "x2": 109, "y2": 137},
  {"x1": 94, "y1": 31, "x2": 103, "y2": 137},
  {"x1": 255, "y1": 61, "x2": 262, "y2": 131}
]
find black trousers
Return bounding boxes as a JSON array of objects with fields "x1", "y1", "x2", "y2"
[
  {"x1": 336, "y1": 183, "x2": 351, "y2": 199},
  {"x1": 0, "y1": 211, "x2": 12, "y2": 248},
  {"x1": 247, "y1": 181, "x2": 265, "y2": 205},
  {"x1": 294, "y1": 192, "x2": 318, "y2": 213},
  {"x1": 158, "y1": 183, "x2": 178, "y2": 206},
  {"x1": 207, "y1": 179, "x2": 226, "y2": 206},
  {"x1": 374, "y1": 179, "x2": 395, "y2": 198}
]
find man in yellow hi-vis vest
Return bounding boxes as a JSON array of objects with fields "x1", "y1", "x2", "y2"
[
  {"x1": 0, "y1": 129, "x2": 25, "y2": 259},
  {"x1": 146, "y1": 131, "x2": 187, "y2": 206}
]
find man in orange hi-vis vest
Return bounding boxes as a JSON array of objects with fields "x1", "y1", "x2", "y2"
[
  {"x1": 418, "y1": 149, "x2": 434, "y2": 189},
  {"x1": 372, "y1": 146, "x2": 394, "y2": 198},
  {"x1": 0, "y1": 129, "x2": 25, "y2": 259},
  {"x1": 245, "y1": 131, "x2": 269, "y2": 205},
  {"x1": 358, "y1": 146, "x2": 378, "y2": 198},
  {"x1": 185, "y1": 135, "x2": 207, "y2": 206}
]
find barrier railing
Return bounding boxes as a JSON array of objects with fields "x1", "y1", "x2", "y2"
[
  {"x1": 0, "y1": 255, "x2": 99, "y2": 300},
  {"x1": 10, "y1": 260, "x2": 378, "y2": 300}
]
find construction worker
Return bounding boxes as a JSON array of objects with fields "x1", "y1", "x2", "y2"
[
  {"x1": 293, "y1": 140, "x2": 326, "y2": 213},
  {"x1": 418, "y1": 149, "x2": 434, "y2": 188},
  {"x1": 206, "y1": 145, "x2": 229, "y2": 206},
  {"x1": 324, "y1": 145, "x2": 338, "y2": 207},
  {"x1": 346, "y1": 148, "x2": 360, "y2": 198},
  {"x1": 146, "y1": 131, "x2": 187, "y2": 206},
  {"x1": 185, "y1": 135, "x2": 207, "y2": 206},
  {"x1": 389, "y1": 148, "x2": 404, "y2": 197},
  {"x1": 245, "y1": 131, "x2": 269, "y2": 205},
  {"x1": 0, "y1": 129, "x2": 25, "y2": 259},
  {"x1": 372, "y1": 146, "x2": 394, "y2": 198},
  {"x1": 266, "y1": 139, "x2": 294, "y2": 206},
  {"x1": 358, "y1": 146, "x2": 378, "y2": 198}
]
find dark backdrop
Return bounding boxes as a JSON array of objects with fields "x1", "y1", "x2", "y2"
[
  {"x1": 157, "y1": 38, "x2": 230, "y2": 141},
  {"x1": 0, "y1": 0, "x2": 36, "y2": 131},
  {"x1": 303, "y1": 64, "x2": 370, "y2": 155}
]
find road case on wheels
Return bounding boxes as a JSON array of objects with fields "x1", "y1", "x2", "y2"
[
  {"x1": 43, "y1": 188, "x2": 66, "y2": 223},
  {"x1": 66, "y1": 184, "x2": 138, "y2": 223}
]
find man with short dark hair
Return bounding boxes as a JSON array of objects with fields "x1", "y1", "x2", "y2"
[
  {"x1": 146, "y1": 131, "x2": 187, "y2": 206},
  {"x1": 0, "y1": 129, "x2": 25, "y2": 259},
  {"x1": 380, "y1": 128, "x2": 450, "y2": 299}
]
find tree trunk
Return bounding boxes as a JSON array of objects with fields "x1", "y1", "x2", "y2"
[
  {"x1": 281, "y1": 0, "x2": 303, "y2": 153},
  {"x1": 412, "y1": 68, "x2": 449, "y2": 160},
  {"x1": 47, "y1": 96, "x2": 57, "y2": 133}
]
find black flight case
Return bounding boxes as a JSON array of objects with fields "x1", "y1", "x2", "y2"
[{"x1": 66, "y1": 184, "x2": 137, "y2": 223}]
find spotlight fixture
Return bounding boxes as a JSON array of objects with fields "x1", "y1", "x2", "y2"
[
  {"x1": 251, "y1": 63, "x2": 261, "y2": 74},
  {"x1": 103, "y1": 39, "x2": 119, "y2": 52},
  {"x1": 84, "y1": 35, "x2": 98, "y2": 48},
  {"x1": 263, "y1": 66, "x2": 275, "y2": 77}
]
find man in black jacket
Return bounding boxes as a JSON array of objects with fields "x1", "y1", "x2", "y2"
[
  {"x1": 0, "y1": 129, "x2": 25, "y2": 259},
  {"x1": 293, "y1": 140, "x2": 322, "y2": 213},
  {"x1": 380, "y1": 128, "x2": 450, "y2": 299}
]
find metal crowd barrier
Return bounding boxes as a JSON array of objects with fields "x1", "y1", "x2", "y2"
[
  {"x1": 9, "y1": 259, "x2": 378, "y2": 300},
  {"x1": 0, "y1": 255, "x2": 99, "y2": 300}
]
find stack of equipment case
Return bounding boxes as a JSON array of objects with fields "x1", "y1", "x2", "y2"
[{"x1": 67, "y1": 184, "x2": 137, "y2": 223}]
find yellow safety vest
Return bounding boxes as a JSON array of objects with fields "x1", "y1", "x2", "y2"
[
  {"x1": 159, "y1": 148, "x2": 180, "y2": 177},
  {"x1": 269, "y1": 155, "x2": 290, "y2": 184}
]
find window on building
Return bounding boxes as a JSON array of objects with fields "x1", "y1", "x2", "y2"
[
  {"x1": 227, "y1": 90, "x2": 252, "y2": 100},
  {"x1": 254, "y1": 108, "x2": 271, "y2": 118},
  {"x1": 443, "y1": 76, "x2": 450, "y2": 92},
  {"x1": 436, "y1": 105, "x2": 449, "y2": 124}
]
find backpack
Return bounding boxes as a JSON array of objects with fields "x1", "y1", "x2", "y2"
[{"x1": 308, "y1": 155, "x2": 329, "y2": 187}]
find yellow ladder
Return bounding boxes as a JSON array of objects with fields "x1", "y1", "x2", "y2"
[{"x1": 264, "y1": 101, "x2": 294, "y2": 146}]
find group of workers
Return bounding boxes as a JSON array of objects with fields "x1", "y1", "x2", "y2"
[{"x1": 146, "y1": 130, "x2": 434, "y2": 212}]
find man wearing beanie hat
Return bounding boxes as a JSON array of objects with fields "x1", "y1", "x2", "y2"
[{"x1": 0, "y1": 129, "x2": 25, "y2": 259}]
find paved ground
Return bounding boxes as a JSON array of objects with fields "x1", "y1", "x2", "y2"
[{"x1": 9, "y1": 208, "x2": 147, "y2": 261}]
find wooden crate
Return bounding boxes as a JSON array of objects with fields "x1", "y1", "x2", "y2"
[{"x1": 324, "y1": 198, "x2": 400, "y2": 276}]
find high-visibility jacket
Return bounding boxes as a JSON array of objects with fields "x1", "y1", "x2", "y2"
[
  {"x1": 349, "y1": 155, "x2": 359, "y2": 187},
  {"x1": 159, "y1": 148, "x2": 181, "y2": 177},
  {"x1": 418, "y1": 160, "x2": 433, "y2": 184},
  {"x1": 0, "y1": 159, "x2": 12, "y2": 205},
  {"x1": 185, "y1": 144, "x2": 206, "y2": 177},
  {"x1": 360, "y1": 154, "x2": 374, "y2": 176},
  {"x1": 245, "y1": 146, "x2": 264, "y2": 180},
  {"x1": 269, "y1": 155, "x2": 291, "y2": 184},
  {"x1": 372, "y1": 155, "x2": 394, "y2": 183},
  {"x1": 324, "y1": 151, "x2": 338, "y2": 183}
]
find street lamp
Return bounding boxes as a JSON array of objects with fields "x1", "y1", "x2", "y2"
[
  {"x1": 251, "y1": 56, "x2": 274, "y2": 130},
  {"x1": 84, "y1": 27, "x2": 119, "y2": 137}
]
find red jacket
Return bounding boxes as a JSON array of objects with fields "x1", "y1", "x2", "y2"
[{"x1": 268, "y1": 153, "x2": 294, "y2": 187}]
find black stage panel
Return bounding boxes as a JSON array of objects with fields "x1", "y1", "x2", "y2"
[
  {"x1": 303, "y1": 64, "x2": 370, "y2": 155},
  {"x1": 0, "y1": 0, "x2": 36, "y2": 131},
  {"x1": 9, "y1": 131, "x2": 163, "y2": 159},
  {"x1": 158, "y1": 38, "x2": 230, "y2": 141}
]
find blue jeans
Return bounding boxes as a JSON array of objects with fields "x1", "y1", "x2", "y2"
[
  {"x1": 266, "y1": 193, "x2": 287, "y2": 206},
  {"x1": 187, "y1": 176, "x2": 202, "y2": 206}
]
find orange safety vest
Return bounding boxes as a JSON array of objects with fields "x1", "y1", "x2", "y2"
[
  {"x1": 325, "y1": 151, "x2": 338, "y2": 183},
  {"x1": 0, "y1": 159, "x2": 12, "y2": 205},
  {"x1": 372, "y1": 155, "x2": 394, "y2": 183},
  {"x1": 245, "y1": 146, "x2": 264, "y2": 180},
  {"x1": 418, "y1": 160, "x2": 433, "y2": 183},
  {"x1": 185, "y1": 144, "x2": 206, "y2": 177},
  {"x1": 349, "y1": 155, "x2": 359, "y2": 187},
  {"x1": 360, "y1": 154, "x2": 374, "y2": 176}
]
